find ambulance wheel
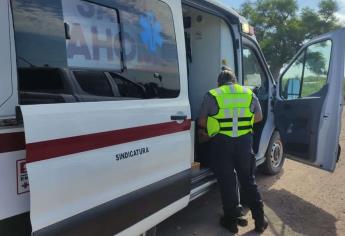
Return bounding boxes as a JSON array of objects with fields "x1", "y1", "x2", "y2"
[
  {"x1": 261, "y1": 131, "x2": 285, "y2": 175},
  {"x1": 143, "y1": 226, "x2": 156, "y2": 236}
]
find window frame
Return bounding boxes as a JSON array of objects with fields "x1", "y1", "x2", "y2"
[{"x1": 279, "y1": 39, "x2": 333, "y2": 100}]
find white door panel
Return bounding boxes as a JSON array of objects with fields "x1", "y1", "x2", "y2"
[
  {"x1": 315, "y1": 30, "x2": 345, "y2": 171},
  {"x1": 23, "y1": 98, "x2": 191, "y2": 232},
  {"x1": 27, "y1": 130, "x2": 190, "y2": 230}
]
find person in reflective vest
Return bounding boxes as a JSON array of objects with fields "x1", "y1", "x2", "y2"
[
  {"x1": 207, "y1": 83, "x2": 254, "y2": 138},
  {"x1": 198, "y1": 68, "x2": 268, "y2": 234}
]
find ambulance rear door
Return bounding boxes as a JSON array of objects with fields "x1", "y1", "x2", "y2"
[{"x1": 274, "y1": 28, "x2": 345, "y2": 172}]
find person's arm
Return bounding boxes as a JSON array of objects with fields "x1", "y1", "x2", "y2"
[
  {"x1": 198, "y1": 94, "x2": 217, "y2": 142},
  {"x1": 198, "y1": 117, "x2": 209, "y2": 142},
  {"x1": 254, "y1": 109, "x2": 263, "y2": 123},
  {"x1": 251, "y1": 94, "x2": 263, "y2": 123}
]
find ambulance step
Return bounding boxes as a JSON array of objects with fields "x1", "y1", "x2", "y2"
[{"x1": 190, "y1": 168, "x2": 216, "y2": 201}]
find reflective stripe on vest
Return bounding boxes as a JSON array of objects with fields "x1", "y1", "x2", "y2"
[{"x1": 207, "y1": 84, "x2": 254, "y2": 138}]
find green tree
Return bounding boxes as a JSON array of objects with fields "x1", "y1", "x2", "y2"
[{"x1": 240, "y1": 0, "x2": 341, "y2": 80}]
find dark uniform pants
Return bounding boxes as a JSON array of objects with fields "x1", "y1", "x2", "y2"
[{"x1": 209, "y1": 133, "x2": 263, "y2": 219}]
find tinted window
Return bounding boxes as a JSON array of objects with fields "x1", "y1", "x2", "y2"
[
  {"x1": 62, "y1": 0, "x2": 122, "y2": 71},
  {"x1": 280, "y1": 40, "x2": 332, "y2": 100},
  {"x1": 19, "y1": 69, "x2": 65, "y2": 93},
  {"x1": 109, "y1": 72, "x2": 145, "y2": 98},
  {"x1": 12, "y1": 0, "x2": 67, "y2": 69},
  {"x1": 74, "y1": 71, "x2": 114, "y2": 97},
  {"x1": 111, "y1": 0, "x2": 180, "y2": 98},
  {"x1": 12, "y1": 0, "x2": 180, "y2": 105}
]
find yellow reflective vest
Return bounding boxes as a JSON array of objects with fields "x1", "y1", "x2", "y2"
[{"x1": 207, "y1": 83, "x2": 254, "y2": 138}]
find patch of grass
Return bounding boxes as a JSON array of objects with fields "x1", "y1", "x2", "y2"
[{"x1": 301, "y1": 76, "x2": 326, "y2": 97}]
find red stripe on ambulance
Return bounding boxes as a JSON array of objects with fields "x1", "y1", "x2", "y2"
[
  {"x1": 26, "y1": 120, "x2": 191, "y2": 163},
  {"x1": 0, "y1": 132, "x2": 25, "y2": 153}
]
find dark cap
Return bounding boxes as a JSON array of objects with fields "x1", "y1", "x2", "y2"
[{"x1": 221, "y1": 65, "x2": 233, "y2": 72}]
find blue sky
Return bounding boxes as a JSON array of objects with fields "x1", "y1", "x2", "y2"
[{"x1": 219, "y1": 0, "x2": 345, "y2": 24}]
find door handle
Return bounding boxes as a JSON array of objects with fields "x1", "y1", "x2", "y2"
[{"x1": 171, "y1": 115, "x2": 187, "y2": 121}]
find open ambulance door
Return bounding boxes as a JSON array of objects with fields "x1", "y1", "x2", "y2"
[
  {"x1": 12, "y1": 0, "x2": 191, "y2": 235},
  {"x1": 274, "y1": 28, "x2": 345, "y2": 172}
]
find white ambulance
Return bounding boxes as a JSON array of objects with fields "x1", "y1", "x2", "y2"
[{"x1": 0, "y1": 0, "x2": 344, "y2": 235}]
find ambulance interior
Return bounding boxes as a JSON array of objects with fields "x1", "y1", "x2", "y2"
[
  {"x1": 182, "y1": 5, "x2": 237, "y2": 168},
  {"x1": 182, "y1": 5, "x2": 267, "y2": 170}
]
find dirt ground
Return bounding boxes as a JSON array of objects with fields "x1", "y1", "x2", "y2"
[{"x1": 157, "y1": 114, "x2": 345, "y2": 236}]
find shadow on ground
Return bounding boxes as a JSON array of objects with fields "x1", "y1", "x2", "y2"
[
  {"x1": 157, "y1": 187, "x2": 232, "y2": 236},
  {"x1": 256, "y1": 168, "x2": 285, "y2": 192},
  {"x1": 263, "y1": 189, "x2": 337, "y2": 236},
  {"x1": 157, "y1": 169, "x2": 337, "y2": 236}
]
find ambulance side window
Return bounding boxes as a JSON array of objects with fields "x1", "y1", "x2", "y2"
[
  {"x1": 11, "y1": 0, "x2": 180, "y2": 104},
  {"x1": 112, "y1": 0, "x2": 180, "y2": 99},
  {"x1": 12, "y1": 0, "x2": 72, "y2": 105},
  {"x1": 73, "y1": 71, "x2": 115, "y2": 97}
]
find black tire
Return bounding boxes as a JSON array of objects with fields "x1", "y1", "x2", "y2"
[
  {"x1": 337, "y1": 144, "x2": 341, "y2": 162},
  {"x1": 261, "y1": 131, "x2": 285, "y2": 175},
  {"x1": 144, "y1": 226, "x2": 157, "y2": 236}
]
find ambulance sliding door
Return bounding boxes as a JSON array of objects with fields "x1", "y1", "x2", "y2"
[
  {"x1": 11, "y1": 0, "x2": 191, "y2": 235},
  {"x1": 275, "y1": 29, "x2": 345, "y2": 172}
]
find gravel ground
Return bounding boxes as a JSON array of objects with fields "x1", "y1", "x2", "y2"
[{"x1": 157, "y1": 113, "x2": 345, "y2": 236}]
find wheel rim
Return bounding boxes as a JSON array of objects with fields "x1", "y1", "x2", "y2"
[{"x1": 270, "y1": 140, "x2": 283, "y2": 168}]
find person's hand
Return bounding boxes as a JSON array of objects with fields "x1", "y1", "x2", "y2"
[{"x1": 252, "y1": 86, "x2": 260, "y2": 94}]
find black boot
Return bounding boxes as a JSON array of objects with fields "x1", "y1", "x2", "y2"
[
  {"x1": 254, "y1": 215, "x2": 268, "y2": 233},
  {"x1": 234, "y1": 205, "x2": 248, "y2": 227},
  {"x1": 220, "y1": 216, "x2": 238, "y2": 234},
  {"x1": 236, "y1": 215, "x2": 248, "y2": 227},
  {"x1": 251, "y1": 204, "x2": 268, "y2": 234}
]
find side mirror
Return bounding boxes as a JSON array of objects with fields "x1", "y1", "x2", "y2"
[{"x1": 284, "y1": 78, "x2": 300, "y2": 100}]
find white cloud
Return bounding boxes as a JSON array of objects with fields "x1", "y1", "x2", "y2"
[
  {"x1": 336, "y1": 0, "x2": 345, "y2": 25},
  {"x1": 335, "y1": 12, "x2": 345, "y2": 25}
]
